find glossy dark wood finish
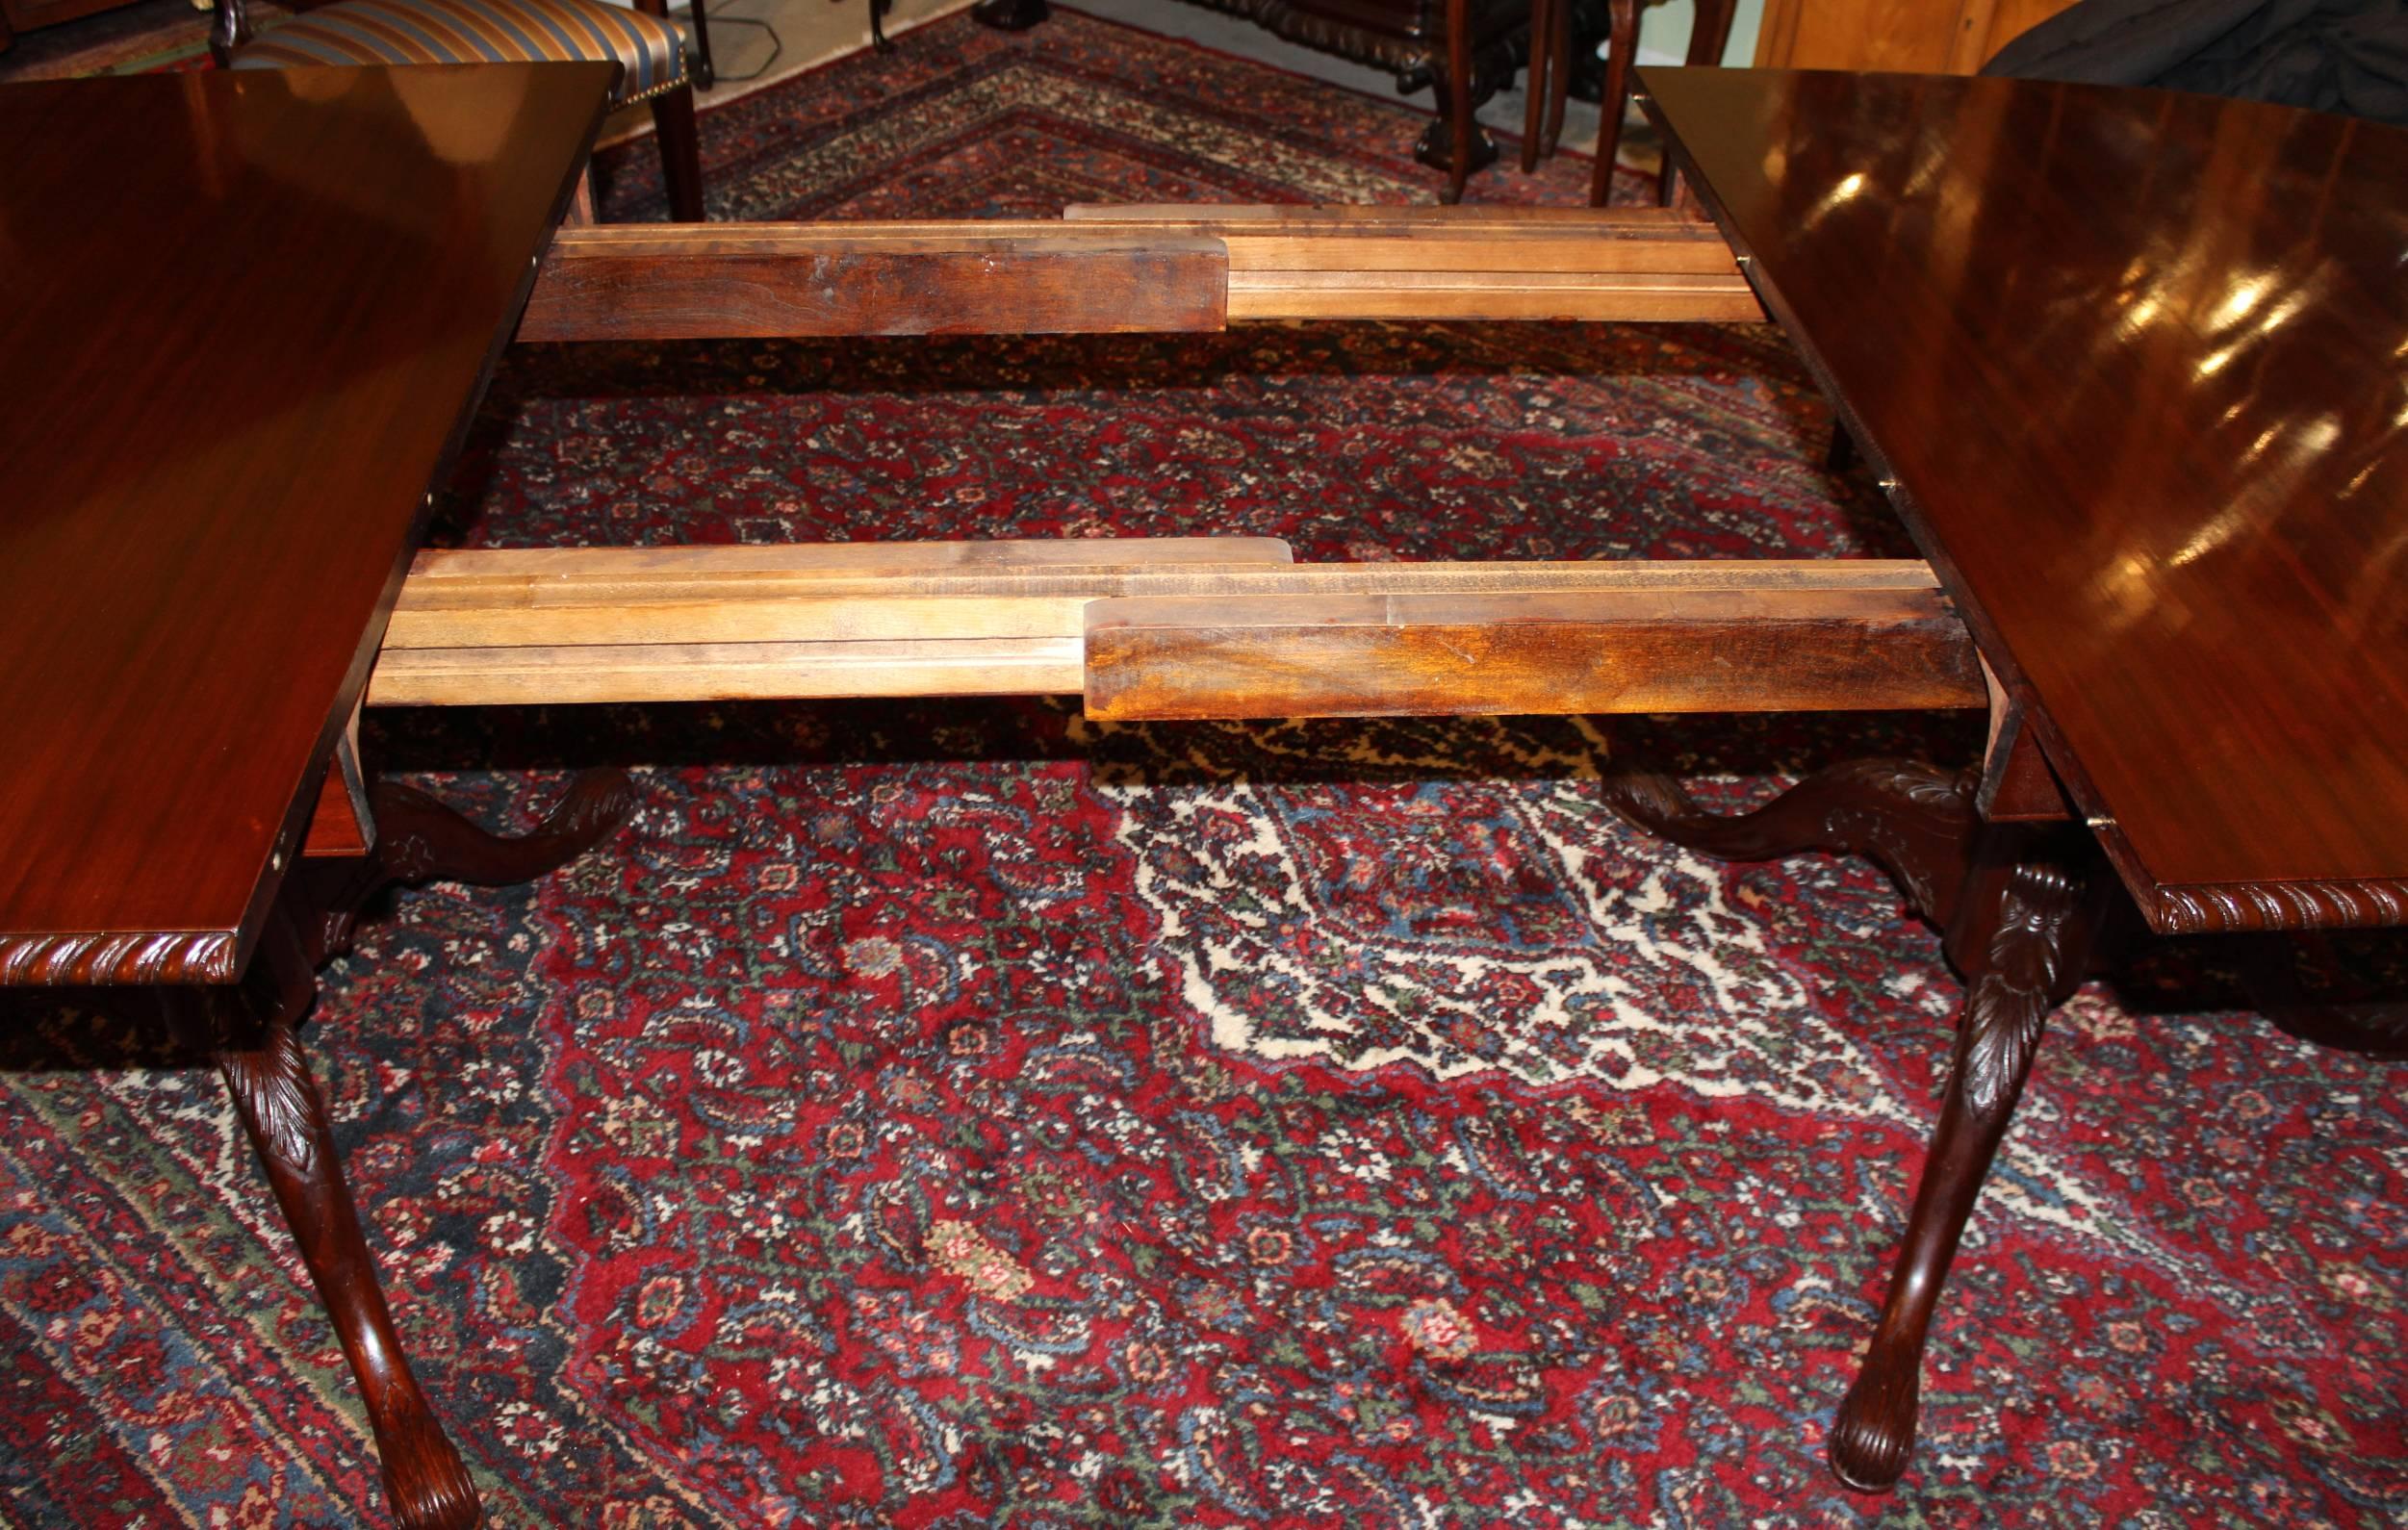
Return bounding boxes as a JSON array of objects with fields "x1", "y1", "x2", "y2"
[
  {"x1": 215, "y1": 905, "x2": 479, "y2": 1530},
  {"x1": 1604, "y1": 759, "x2": 2112, "y2": 1489},
  {"x1": 0, "y1": 64, "x2": 613, "y2": 987},
  {"x1": 224, "y1": 769, "x2": 632, "y2": 1528},
  {"x1": 1641, "y1": 69, "x2": 2408, "y2": 935}
]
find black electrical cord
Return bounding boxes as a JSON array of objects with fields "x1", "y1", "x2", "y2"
[{"x1": 696, "y1": 1, "x2": 782, "y2": 85}]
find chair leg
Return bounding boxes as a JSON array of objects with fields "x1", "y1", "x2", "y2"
[
  {"x1": 1655, "y1": 0, "x2": 1735, "y2": 202},
  {"x1": 1687, "y1": 0, "x2": 1736, "y2": 64},
  {"x1": 685, "y1": 0, "x2": 715, "y2": 88},
  {"x1": 207, "y1": 0, "x2": 252, "y2": 65},
  {"x1": 1445, "y1": 0, "x2": 1473, "y2": 203},
  {"x1": 650, "y1": 88, "x2": 706, "y2": 222},
  {"x1": 1585, "y1": 0, "x2": 1637, "y2": 206},
  {"x1": 1519, "y1": 0, "x2": 1552, "y2": 174},
  {"x1": 1541, "y1": 0, "x2": 1570, "y2": 157}
]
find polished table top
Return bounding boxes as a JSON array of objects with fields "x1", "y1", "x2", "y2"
[
  {"x1": 8, "y1": 65, "x2": 2402, "y2": 984},
  {"x1": 1643, "y1": 67, "x2": 2408, "y2": 934},
  {"x1": 0, "y1": 64, "x2": 613, "y2": 985}
]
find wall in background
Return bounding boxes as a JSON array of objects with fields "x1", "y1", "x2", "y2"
[{"x1": 1630, "y1": 0, "x2": 1762, "y2": 67}]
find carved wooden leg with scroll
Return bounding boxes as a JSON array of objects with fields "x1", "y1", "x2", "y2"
[
  {"x1": 305, "y1": 769, "x2": 638, "y2": 967},
  {"x1": 215, "y1": 909, "x2": 480, "y2": 1530},
  {"x1": 1601, "y1": 757, "x2": 1979, "y2": 927},
  {"x1": 216, "y1": 768, "x2": 634, "y2": 1527},
  {"x1": 1603, "y1": 757, "x2": 2109, "y2": 1491}
]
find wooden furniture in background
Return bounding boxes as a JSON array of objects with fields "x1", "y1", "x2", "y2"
[
  {"x1": 1510, "y1": 0, "x2": 1736, "y2": 207},
  {"x1": 976, "y1": 0, "x2": 1543, "y2": 190},
  {"x1": 1753, "y1": 0, "x2": 2078, "y2": 72},
  {"x1": 0, "y1": 0, "x2": 138, "y2": 53},
  {"x1": 1591, "y1": 0, "x2": 1732, "y2": 204}
]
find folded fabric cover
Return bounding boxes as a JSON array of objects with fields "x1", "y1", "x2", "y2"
[{"x1": 1983, "y1": 0, "x2": 2408, "y2": 126}]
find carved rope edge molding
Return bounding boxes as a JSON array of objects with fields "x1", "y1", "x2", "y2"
[
  {"x1": 0, "y1": 931, "x2": 243, "y2": 986},
  {"x1": 2147, "y1": 879, "x2": 2408, "y2": 935}
]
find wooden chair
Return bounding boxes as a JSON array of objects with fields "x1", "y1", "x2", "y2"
[
  {"x1": 209, "y1": 0, "x2": 708, "y2": 221},
  {"x1": 1583, "y1": 0, "x2": 1735, "y2": 206}
]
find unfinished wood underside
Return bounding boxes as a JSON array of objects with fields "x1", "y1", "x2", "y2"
[
  {"x1": 368, "y1": 540, "x2": 1984, "y2": 719},
  {"x1": 516, "y1": 206, "x2": 1765, "y2": 341}
]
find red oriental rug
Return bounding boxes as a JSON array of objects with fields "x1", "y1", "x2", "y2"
[{"x1": 5, "y1": 12, "x2": 2406, "y2": 1530}]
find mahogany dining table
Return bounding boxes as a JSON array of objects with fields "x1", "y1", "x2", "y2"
[{"x1": 1, "y1": 57, "x2": 2400, "y2": 1528}]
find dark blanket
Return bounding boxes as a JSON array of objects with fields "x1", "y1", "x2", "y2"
[{"x1": 1983, "y1": 0, "x2": 2408, "y2": 125}]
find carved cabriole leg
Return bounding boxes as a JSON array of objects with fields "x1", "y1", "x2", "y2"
[
  {"x1": 215, "y1": 768, "x2": 633, "y2": 1526},
  {"x1": 1830, "y1": 827, "x2": 2105, "y2": 1489},
  {"x1": 215, "y1": 910, "x2": 479, "y2": 1530},
  {"x1": 1602, "y1": 757, "x2": 2109, "y2": 1491}
]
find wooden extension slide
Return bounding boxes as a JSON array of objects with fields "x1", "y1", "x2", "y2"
[
  {"x1": 372, "y1": 207, "x2": 1977, "y2": 725},
  {"x1": 371, "y1": 540, "x2": 1983, "y2": 720}
]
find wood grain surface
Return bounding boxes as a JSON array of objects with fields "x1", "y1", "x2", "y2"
[
  {"x1": 0, "y1": 64, "x2": 612, "y2": 986},
  {"x1": 1084, "y1": 579, "x2": 1982, "y2": 719},
  {"x1": 519, "y1": 209, "x2": 1761, "y2": 337},
  {"x1": 1644, "y1": 68, "x2": 2408, "y2": 934},
  {"x1": 363, "y1": 546, "x2": 1976, "y2": 712},
  {"x1": 517, "y1": 231, "x2": 1232, "y2": 341}
]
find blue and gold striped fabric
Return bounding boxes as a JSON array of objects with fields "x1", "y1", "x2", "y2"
[{"x1": 230, "y1": 0, "x2": 687, "y2": 106}]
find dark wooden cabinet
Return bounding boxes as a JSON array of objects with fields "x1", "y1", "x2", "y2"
[
  {"x1": 1191, "y1": 0, "x2": 1523, "y2": 82},
  {"x1": 1753, "y1": 0, "x2": 2079, "y2": 72},
  {"x1": 1188, "y1": 0, "x2": 1539, "y2": 170}
]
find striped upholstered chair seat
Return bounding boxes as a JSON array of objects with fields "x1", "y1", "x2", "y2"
[
  {"x1": 228, "y1": 0, "x2": 688, "y2": 106},
  {"x1": 212, "y1": 0, "x2": 707, "y2": 218}
]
